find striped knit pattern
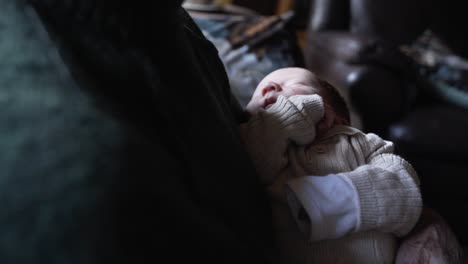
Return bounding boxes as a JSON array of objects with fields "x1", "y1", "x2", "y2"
[
  {"x1": 262, "y1": 95, "x2": 324, "y2": 145},
  {"x1": 290, "y1": 126, "x2": 422, "y2": 237},
  {"x1": 346, "y1": 154, "x2": 422, "y2": 237},
  {"x1": 241, "y1": 97, "x2": 422, "y2": 263},
  {"x1": 241, "y1": 94, "x2": 324, "y2": 185},
  {"x1": 285, "y1": 126, "x2": 422, "y2": 263}
]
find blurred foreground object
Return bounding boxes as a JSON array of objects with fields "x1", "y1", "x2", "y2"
[
  {"x1": 395, "y1": 208, "x2": 464, "y2": 264},
  {"x1": 1, "y1": 0, "x2": 277, "y2": 263}
]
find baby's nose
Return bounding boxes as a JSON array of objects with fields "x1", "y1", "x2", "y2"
[{"x1": 261, "y1": 82, "x2": 282, "y2": 96}]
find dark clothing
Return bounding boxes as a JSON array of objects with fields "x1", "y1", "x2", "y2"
[{"x1": 0, "y1": 1, "x2": 277, "y2": 263}]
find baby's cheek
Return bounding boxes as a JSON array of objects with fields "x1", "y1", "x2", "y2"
[
  {"x1": 246, "y1": 100, "x2": 264, "y2": 113},
  {"x1": 290, "y1": 88, "x2": 307, "y2": 96}
]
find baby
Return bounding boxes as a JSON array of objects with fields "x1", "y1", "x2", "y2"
[{"x1": 240, "y1": 67, "x2": 422, "y2": 264}]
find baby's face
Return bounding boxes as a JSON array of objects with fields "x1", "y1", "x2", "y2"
[{"x1": 246, "y1": 68, "x2": 322, "y2": 114}]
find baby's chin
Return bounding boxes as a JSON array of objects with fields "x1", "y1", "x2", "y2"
[
  {"x1": 245, "y1": 102, "x2": 261, "y2": 114},
  {"x1": 246, "y1": 98, "x2": 277, "y2": 114}
]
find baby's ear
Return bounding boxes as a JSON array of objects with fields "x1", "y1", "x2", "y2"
[
  {"x1": 334, "y1": 115, "x2": 350, "y2": 126},
  {"x1": 316, "y1": 105, "x2": 335, "y2": 137}
]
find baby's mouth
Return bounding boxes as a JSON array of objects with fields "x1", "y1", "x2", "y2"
[{"x1": 263, "y1": 97, "x2": 277, "y2": 109}]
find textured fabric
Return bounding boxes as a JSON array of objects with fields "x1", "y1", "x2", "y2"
[
  {"x1": 241, "y1": 95, "x2": 422, "y2": 264},
  {"x1": 266, "y1": 95, "x2": 324, "y2": 145},
  {"x1": 345, "y1": 154, "x2": 421, "y2": 236},
  {"x1": 286, "y1": 174, "x2": 358, "y2": 241},
  {"x1": 1, "y1": 1, "x2": 277, "y2": 263},
  {"x1": 240, "y1": 94, "x2": 324, "y2": 185},
  {"x1": 305, "y1": 231, "x2": 397, "y2": 264},
  {"x1": 285, "y1": 125, "x2": 422, "y2": 264},
  {"x1": 395, "y1": 208, "x2": 465, "y2": 264}
]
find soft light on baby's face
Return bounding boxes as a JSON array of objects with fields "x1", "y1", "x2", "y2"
[{"x1": 246, "y1": 67, "x2": 322, "y2": 114}]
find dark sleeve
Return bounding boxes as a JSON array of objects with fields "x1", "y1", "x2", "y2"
[{"x1": 0, "y1": 1, "x2": 278, "y2": 264}]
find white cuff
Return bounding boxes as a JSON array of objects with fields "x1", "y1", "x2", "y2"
[{"x1": 286, "y1": 175, "x2": 359, "y2": 242}]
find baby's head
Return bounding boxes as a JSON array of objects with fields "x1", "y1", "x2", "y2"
[{"x1": 246, "y1": 67, "x2": 350, "y2": 127}]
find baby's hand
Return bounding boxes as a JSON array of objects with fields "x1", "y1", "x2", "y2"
[{"x1": 282, "y1": 95, "x2": 325, "y2": 145}]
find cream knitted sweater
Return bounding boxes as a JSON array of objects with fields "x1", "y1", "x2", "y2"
[{"x1": 241, "y1": 95, "x2": 422, "y2": 264}]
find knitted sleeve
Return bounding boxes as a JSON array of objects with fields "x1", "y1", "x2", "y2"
[
  {"x1": 263, "y1": 94, "x2": 325, "y2": 145},
  {"x1": 340, "y1": 134, "x2": 422, "y2": 237},
  {"x1": 240, "y1": 94, "x2": 324, "y2": 185}
]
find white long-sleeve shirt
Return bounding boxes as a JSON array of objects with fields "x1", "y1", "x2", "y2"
[{"x1": 240, "y1": 94, "x2": 422, "y2": 264}]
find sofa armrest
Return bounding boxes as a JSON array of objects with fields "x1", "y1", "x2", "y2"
[
  {"x1": 308, "y1": 0, "x2": 350, "y2": 31},
  {"x1": 347, "y1": 67, "x2": 414, "y2": 135}
]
